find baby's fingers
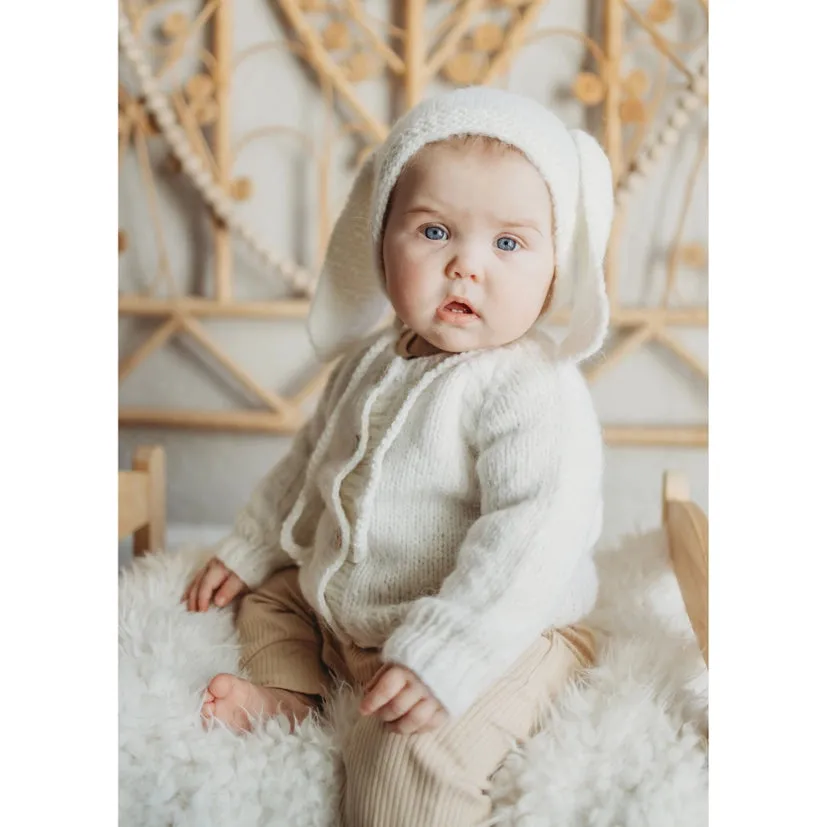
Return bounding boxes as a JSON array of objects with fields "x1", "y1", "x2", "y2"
[
  {"x1": 388, "y1": 699, "x2": 447, "y2": 735},
  {"x1": 364, "y1": 663, "x2": 392, "y2": 695},
  {"x1": 360, "y1": 666, "x2": 407, "y2": 715},
  {"x1": 182, "y1": 568, "x2": 200, "y2": 604},
  {"x1": 376, "y1": 683, "x2": 424, "y2": 723},
  {"x1": 415, "y1": 707, "x2": 449, "y2": 734},
  {"x1": 214, "y1": 574, "x2": 246, "y2": 607},
  {"x1": 197, "y1": 563, "x2": 228, "y2": 612},
  {"x1": 185, "y1": 570, "x2": 206, "y2": 612}
]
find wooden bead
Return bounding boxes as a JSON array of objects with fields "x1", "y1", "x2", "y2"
[
  {"x1": 203, "y1": 181, "x2": 222, "y2": 203},
  {"x1": 472, "y1": 23, "x2": 504, "y2": 53},
  {"x1": 156, "y1": 109, "x2": 175, "y2": 130},
  {"x1": 443, "y1": 52, "x2": 483, "y2": 85},
  {"x1": 322, "y1": 21, "x2": 350, "y2": 51},
  {"x1": 635, "y1": 155, "x2": 652, "y2": 175},
  {"x1": 195, "y1": 100, "x2": 218, "y2": 125},
  {"x1": 678, "y1": 243, "x2": 707, "y2": 268},
  {"x1": 646, "y1": 0, "x2": 675, "y2": 24},
  {"x1": 230, "y1": 177, "x2": 254, "y2": 201},
  {"x1": 185, "y1": 73, "x2": 214, "y2": 102},
  {"x1": 118, "y1": 230, "x2": 128, "y2": 253},
  {"x1": 193, "y1": 168, "x2": 212, "y2": 188},
  {"x1": 344, "y1": 51, "x2": 379, "y2": 82},
  {"x1": 661, "y1": 126, "x2": 679, "y2": 145},
  {"x1": 161, "y1": 12, "x2": 188, "y2": 39},
  {"x1": 572, "y1": 72, "x2": 605, "y2": 105},
  {"x1": 624, "y1": 69, "x2": 649, "y2": 98},
  {"x1": 670, "y1": 108, "x2": 690, "y2": 129},
  {"x1": 619, "y1": 98, "x2": 646, "y2": 123},
  {"x1": 691, "y1": 75, "x2": 708, "y2": 96}
]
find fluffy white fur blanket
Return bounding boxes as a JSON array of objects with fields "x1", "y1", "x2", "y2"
[{"x1": 119, "y1": 529, "x2": 708, "y2": 826}]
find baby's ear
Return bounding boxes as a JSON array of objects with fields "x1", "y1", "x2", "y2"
[{"x1": 308, "y1": 150, "x2": 390, "y2": 362}]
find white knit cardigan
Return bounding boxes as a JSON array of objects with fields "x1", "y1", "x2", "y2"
[{"x1": 216, "y1": 328, "x2": 603, "y2": 718}]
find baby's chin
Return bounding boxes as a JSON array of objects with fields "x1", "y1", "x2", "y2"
[
  {"x1": 422, "y1": 322, "x2": 494, "y2": 354},
  {"x1": 431, "y1": 320, "x2": 539, "y2": 354},
  {"x1": 400, "y1": 310, "x2": 520, "y2": 354}
]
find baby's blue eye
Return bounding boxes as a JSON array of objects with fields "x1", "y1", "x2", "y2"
[
  {"x1": 423, "y1": 226, "x2": 447, "y2": 241},
  {"x1": 497, "y1": 237, "x2": 519, "y2": 252}
]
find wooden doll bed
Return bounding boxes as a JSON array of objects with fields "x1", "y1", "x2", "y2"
[
  {"x1": 116, "y1": 448, "x2": 708, "y2": 664},
  {"x1": 119, "y1": 445, "x2": 166, "y2": 556}
]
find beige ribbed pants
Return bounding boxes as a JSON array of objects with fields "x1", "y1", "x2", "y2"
[{"x1": 237, "y1": 567, "x2": 595, "y2": 827}]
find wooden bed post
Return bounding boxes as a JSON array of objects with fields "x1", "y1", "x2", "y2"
[
  {"x1": 132, "y1": 446, "x2": 167, "y2": 557},
  {"x1": 662, "y1": 471, "x2": 708, "y2": 666}
]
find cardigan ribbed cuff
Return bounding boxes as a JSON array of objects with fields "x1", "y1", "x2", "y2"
[
  {"x1": 213, "y1": 534, "x2": 277, "y2": 592},
  {"x1": 382, "y1": 606, "x2": 514, "y2": 719}
]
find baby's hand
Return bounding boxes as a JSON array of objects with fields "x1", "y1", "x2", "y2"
[
  {"x1": 183, "y1": 557, "x2": 248, "y2": 612},
  {"x1": 360, "y1": 664, "x2": 448, "y2": 735}
]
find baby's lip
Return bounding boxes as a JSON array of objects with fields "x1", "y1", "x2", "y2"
[{"x1": 439, "y1": 295, "x2": 479, "y2": 316}]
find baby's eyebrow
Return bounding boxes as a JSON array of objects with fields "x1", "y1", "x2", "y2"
[
  {"x1": 404, "y1": 205, "x2": 442, "y2": 217},
  {"x1": 405, "y1": 205, "x2": 543, "y2": 233},
  {"x1": 499, "y1": 219, "x2": 543, "y2": 233}
]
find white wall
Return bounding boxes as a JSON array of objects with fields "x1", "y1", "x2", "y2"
[{"x1": 119, "y1": 0, "x2": 707, "y2": 547}]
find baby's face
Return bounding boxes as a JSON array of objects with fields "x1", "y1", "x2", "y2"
[{"x1": 382, "y1": 142, "x2": 555, "y2": 353}]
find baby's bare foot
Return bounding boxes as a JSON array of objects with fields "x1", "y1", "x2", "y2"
[{"x1": 201, "y1": 673, "x2": 316, "y2": 732}]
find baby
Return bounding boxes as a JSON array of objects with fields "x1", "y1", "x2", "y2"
[{"x1": 184, "y1": 86, "x2": 613, "y2": 827}]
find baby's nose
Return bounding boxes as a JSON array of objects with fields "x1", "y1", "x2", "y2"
[
  {"x1": 447, "y1": 254, "x2": 481, "y2": 281},
  {"x1": 449, "y1": 266, "x2": 478, "y2": 281}
]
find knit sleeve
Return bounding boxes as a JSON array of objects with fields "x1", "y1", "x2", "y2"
[
  {"x1": 213, "y1": 361, "x2": 343, "y2": 590},
  {"x1": 382, "y1": 360, "x2": 603, "y2": 719}
]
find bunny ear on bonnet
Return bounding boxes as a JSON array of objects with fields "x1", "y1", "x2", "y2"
[
  {"x1": 555, "y1": 129, "x2": 614, "y2": 364},
  {"x1": 307, "y1": 151, "x2": 391, "y2": 363}
]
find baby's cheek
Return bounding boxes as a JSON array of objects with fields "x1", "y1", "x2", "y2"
[
  {"x1": 489, "y1": 284, "x2": 542, "y2": 335},
  {"x1": 390, "y1": 255, "x2": 427, "y2": 293},
  {"x1": 385, "y1": 269, "x2": 419, "y2": 318}
]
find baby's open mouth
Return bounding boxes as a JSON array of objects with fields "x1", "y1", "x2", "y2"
[
  {"x1": 445, "y1": 301, "x2": 473, "y2": 314},
  {"x1": 437, "y1": 296, "x2": 479, "y2": 324}
]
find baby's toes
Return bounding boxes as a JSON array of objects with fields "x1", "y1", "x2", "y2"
[{"x1": 206, "y1": 673, "x2": 235, "y2": 701}]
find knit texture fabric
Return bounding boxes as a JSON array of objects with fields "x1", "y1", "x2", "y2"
[
  {"x1": 215, "y1": 328, "x2": 603, "y2": 718},
  {"x1": 308, "y1": 86, "x2": 614, "y2": 365}
]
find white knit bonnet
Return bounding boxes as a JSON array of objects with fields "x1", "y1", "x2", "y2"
[{"x1": 308, "y1": 86, "x2": 614, "y2": 364}]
